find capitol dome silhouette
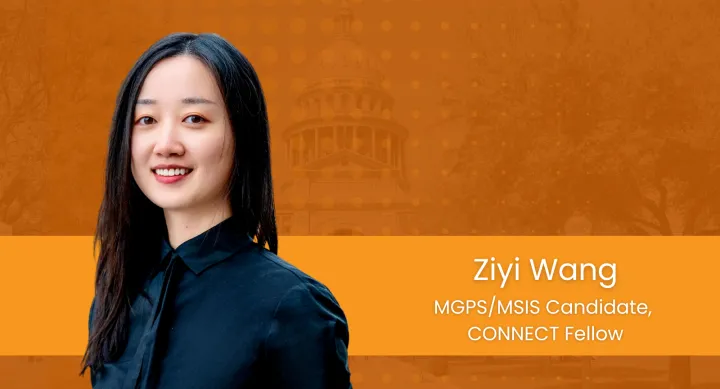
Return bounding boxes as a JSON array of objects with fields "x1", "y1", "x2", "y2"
[
  {"x1": 309, "y1": 1, "x2": 384, "y2": 89},
  {"x1": 275, "y1": 0, "x2": 414, "y2": 236}
]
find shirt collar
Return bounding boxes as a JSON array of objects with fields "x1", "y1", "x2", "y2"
[{"x1": 160, "y1": 216, "x2": 254, "y2": 275}]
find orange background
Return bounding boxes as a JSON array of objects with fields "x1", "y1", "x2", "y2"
[
  {"x1": 5, "y1": 0, "x2": 720, "y2": 239},
  {"x1": 2, "y1": 0, "x2": 720, "y2": 387}
]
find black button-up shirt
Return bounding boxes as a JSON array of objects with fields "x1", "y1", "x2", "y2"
[{"x1": 88, "y1": 217, "x2": 352, "y2": 388}]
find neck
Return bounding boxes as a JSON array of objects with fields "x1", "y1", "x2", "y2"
[{"x1": 164, "y1": 200, "x2": 232, "y2": 249}]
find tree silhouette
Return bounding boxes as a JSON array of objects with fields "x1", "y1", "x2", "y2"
[
  {"x1": 0, "y1": 4, "x2": 48, "y2": 234},
  {"x1": 448, "y1": 0, "x2": 718, "y2": 387}
]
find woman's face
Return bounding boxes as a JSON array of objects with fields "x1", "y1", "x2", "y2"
[{"x1": 131, "y1": 55, "x2": 234, "y2": 213}]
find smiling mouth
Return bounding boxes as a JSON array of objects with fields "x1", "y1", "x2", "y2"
[{"x1": 153, "y1": 168, "x2": 193, "y2": 177}]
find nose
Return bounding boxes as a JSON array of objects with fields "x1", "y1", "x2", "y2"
[{"x1": 153, "y1": 123, "x2": 185, "y2": 157}]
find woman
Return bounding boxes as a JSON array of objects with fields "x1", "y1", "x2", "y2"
[{"x1": 80, "y1": 32, "x2": 352, "y2": 388}]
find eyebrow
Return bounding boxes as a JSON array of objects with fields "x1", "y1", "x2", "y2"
[{"x1": 136, "y1": 97, "x2": 217, "y2": 105}]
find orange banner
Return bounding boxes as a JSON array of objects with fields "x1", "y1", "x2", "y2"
[{"x1": 1, "y1": 236, "x2": 718, "y2": 356}]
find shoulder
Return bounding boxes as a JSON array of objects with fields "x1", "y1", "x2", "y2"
[
  {"x1": 254, "y1": 250, "x2": 352, "y2": 383},
  {"x1": 248, "y1": 246, "x2": 348, "y2": 326},
  {"x1": 222, "y1": 244, "x2": 347, "y2": 321},
  {"x1": 236, "y1": 245, "x2": 339, "y2": 297},
  {"x1": 270, "y1": 274, "x2": 347, "y2": 328},
  {"x1": 252, "y1": 244, "x2": 316, "y2": 283}
]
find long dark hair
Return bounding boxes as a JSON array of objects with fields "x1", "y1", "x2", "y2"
[{"x1": 81, "y1": 32, "x2": 277, "y2": 375}]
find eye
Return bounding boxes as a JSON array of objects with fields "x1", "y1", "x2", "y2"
[
  {"x1": 135, "y1": 116, "x2": 156, "y2": 126},
  {"x1": 183, "y1": 115, "x2": 208, "y2": 125}
]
